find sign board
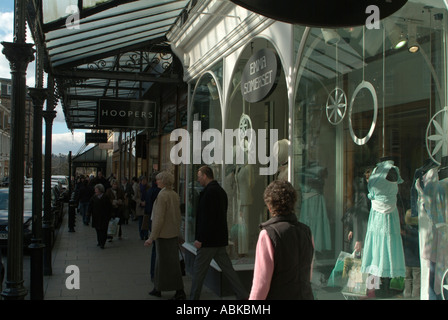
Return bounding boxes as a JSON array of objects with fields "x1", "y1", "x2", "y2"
[
  {"x1": 99, "y1": 142, "x2": 113, "y2": 150},
  {"x1": 230, "y1": 0, "x2": 407, "y2": 27},
  {"x1": 85, "y1": 132, "x2": 108, "y2": 144},
  {"x1": 241, "y1": 48, "x2": 280, "y2": 103},
  {"x1": 98, "y1": 99, "x2": 157, "y2": 129}
]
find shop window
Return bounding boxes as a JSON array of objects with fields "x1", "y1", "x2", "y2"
[
  {"x1": 223, "y1": 38, "x2": 288, "y2": 266},
  {"x1": 186, "y1": 69, "x2": 223, "y2": 244},
  {"x1": 294, "y1": 2, "x2": 447, "y2": 300}
]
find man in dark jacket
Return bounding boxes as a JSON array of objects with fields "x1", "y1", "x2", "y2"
[
  {"x1": 190, "y1": 166, "x2": 248, "y2": 300},
  {"x1": 88, "y1": 184, "x2": 112, "y2": 249}
]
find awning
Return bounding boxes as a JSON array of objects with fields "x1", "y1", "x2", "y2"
[
  {"x1": 72, "y1": 144, "x2": 108, "y2": 168},
  {"x1": 28, "y1": 0, "x2": 192, "y2": 130}
]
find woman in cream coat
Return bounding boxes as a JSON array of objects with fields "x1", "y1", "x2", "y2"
[{"x1": 144, "y1": 171, "x2": 185, "y2": 300}]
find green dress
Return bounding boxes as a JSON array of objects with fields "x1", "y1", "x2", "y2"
[{"x1": 361, "y1": 160, "x2": 406, "y2": 278}]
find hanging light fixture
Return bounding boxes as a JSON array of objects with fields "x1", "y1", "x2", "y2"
[
  {"x1": 321, "y1": 28, "x2": 340, "y2": 45},
  {"x1": 388, "y1": 26, "x2": 407, "y2": 49},
  {"x1": 407, "y1": 24, "x2": 419, "y2": 53}
]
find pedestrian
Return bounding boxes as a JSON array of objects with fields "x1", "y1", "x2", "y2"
[
  {"x1": 88, "y1": 184, "x2": 112, "y2": 249},
  {"x1": 130, "y1": 176, "x2": 139, "y2": 220},
  {"x1": 134, "y1": 176, "x2": 147, "y2": 239},
  {"x1": 144, "y1": 171, "x2": 161, "y2": 280},
  {"x1": 105, "y1": 179, "x2": 126, "y2": 239},
  {"x1": 190, "y1": 165, "x2": 248, "y2": 300},
  {"x1": 78, "y1": 177, "x2": 94, "y2": 225},
  {"x1": 90, "y1": 170, "x2": 111, "y2": 190},
  {"x1": 144, "y1": 171, "x2": 186, "y2": 300},
  {"x1": 121, "y1": 177, "x2": 133, "y2": 224},
  {"x1": 249, "y1": 180, "x2": 314, "y2": 300}
]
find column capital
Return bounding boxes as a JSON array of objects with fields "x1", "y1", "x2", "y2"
[
  {"x1": 1, "y1": 42, "x2": 35, "y2": 72},
  {"x1": 28, "y1": 88, "x2": 48, "y2": 107},
  {"x1": 42, "y1": 110, "x2": 57, "y2": 124}
]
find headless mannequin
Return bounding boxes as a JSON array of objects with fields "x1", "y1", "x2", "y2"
[
  {"x1": 379, "y1": 156, "x2": 398, "y2": 182},
  {"x1": 438, "y1": 156, "x2": 448, "y2": 180}
]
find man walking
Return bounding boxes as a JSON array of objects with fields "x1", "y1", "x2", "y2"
[{"x1": 190, "y1": 166, "x2": 248, "y2": 300}]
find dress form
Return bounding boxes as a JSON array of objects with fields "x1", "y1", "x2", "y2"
[
  {"x1": 274, "y1": 139, "x2": 289, "y2": 181},
  {"x1": 234, "y1": 148, "x2": 253, "y2": 256}
]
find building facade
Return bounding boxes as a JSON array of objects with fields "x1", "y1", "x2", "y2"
[
  {"x1": 168, "y1": 0, "x2": 448, "y2": 299},
  {"x1": 0, "y1": 78, "x2": 34, "y2": 180}
]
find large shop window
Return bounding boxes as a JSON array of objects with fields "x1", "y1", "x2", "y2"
[
  {"x1": 186, "y1": 70, "x2": 223, "y2": 243},
  {"x1": 294, "y1": 2, "x2": 448, "y2": 300},
  {"x1": 224, "y1": 39, "x2": 288, "y2": 266}
]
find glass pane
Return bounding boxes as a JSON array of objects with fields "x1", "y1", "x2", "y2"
[
  {"x1": 186, "y1": 71, "x2": 223, "y2": 243},
  {"x1": 42, "y1": 0, "x2": 78, "y2": 24},
  {"x1": 224, "y1": 38, "x2": 288, "y2": 265},
  {"x1": 294, "y1": 1, "x2": 447, "y2": 300}
]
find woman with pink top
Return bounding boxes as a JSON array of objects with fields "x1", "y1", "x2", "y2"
[{"x1": 249, "y1": 180, "x2": 315, "y2": 300}]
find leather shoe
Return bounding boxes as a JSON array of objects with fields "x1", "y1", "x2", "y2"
[
  {"x1": 170, "y1": 290, "x2": 186, "y2": 300},
  {"x1": 149, "y1": 289, "x2": 161, "y2": 297}
]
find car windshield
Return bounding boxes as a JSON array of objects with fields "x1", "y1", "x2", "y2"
[{"x1": 0, "y1": 191, "x2": 33, "y2": 211}]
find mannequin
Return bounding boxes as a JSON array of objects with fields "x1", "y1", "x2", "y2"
[
  {"x1": 379, "y1": 156, "x2": 398, "y2": 181},
  {"x1": 274, "y1": 139, "x2": 289, "y2": 181},
  {"x1": 438, "y1": 156, "x2": 448, "y2": 180},
  {"x1": 298, "y1": 161, "x2": 331, "y2": 252},
  {"x1": 415, "y1": 163, "x2": 438, "y2": 300},
  {"x1": 361, "y1": 157, "x2": 406, "y2": 297},
  {"x1": 234, "y1": 146, "x2": 254, "y2": 256}
]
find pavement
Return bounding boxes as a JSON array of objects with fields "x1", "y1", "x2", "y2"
[
  {"x1": 17, "y1": 205, "x2": 225, "y2": 300},
  {"x1": 2, "y1": 204, "x2": 410, "y2": 302}
]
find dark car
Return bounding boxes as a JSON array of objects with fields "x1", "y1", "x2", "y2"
[
  {"x1": 0, "y1": 188, "x2": 33, "y2": 248},
  {"x1": 0, "y1": 177, "x2": 8, "y2": 187}
]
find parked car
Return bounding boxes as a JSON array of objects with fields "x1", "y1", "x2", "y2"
[
  {"x1": 0, "y1": 188, "x2": 33, "y2": 248},
  {"x1": 0, "y1": 177, "x2": 8, "y2": 188},
  {"x1": 51, "y1": 175, "x2": 68, "y2": 190}
]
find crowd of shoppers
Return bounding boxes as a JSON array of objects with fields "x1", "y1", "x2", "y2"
[{"x1": 72, "y1": 165, "x2": 315, "y2": 300}]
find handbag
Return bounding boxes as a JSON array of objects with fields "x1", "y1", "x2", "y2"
[{"x1": 107, "y1": 217, "x2": 120, "y2": 236}]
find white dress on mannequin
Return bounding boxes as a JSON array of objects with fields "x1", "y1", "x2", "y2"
[
  {"x1": 415, "y1": 167, "x2": 438, "y2": 300},
  {"x1": 235, "y1": 154, "x2": 253, "y2": 256}
]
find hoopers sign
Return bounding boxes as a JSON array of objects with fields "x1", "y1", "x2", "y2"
[
  {"x1": 98, "y1": 99, "x2": 157, "y2": 129},
  {"x1": 241, "y1": 48, "x2": 280, "y2": 103}
]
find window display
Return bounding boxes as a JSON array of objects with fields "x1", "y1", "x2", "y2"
[{"x1": 293, "y1": 2, "x2": 448, "y2": 299}]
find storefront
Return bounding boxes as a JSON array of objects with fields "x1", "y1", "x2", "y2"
[{"x1": 169, "y1": 0, "x2": 448, "y2": 299}]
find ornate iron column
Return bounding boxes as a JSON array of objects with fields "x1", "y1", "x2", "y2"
[
  {"x1": 42, "y1": 104, "x2": 56, "y2": 276},
  {"x1": 0, "y1": 0, "x2": 35, "y2": 300},
  {"x1": 28, "y1": 88, "x2": 47, "y2": 300}
]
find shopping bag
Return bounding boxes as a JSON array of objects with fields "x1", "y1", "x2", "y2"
[
  {"x1": 390, "y1": 277, "x2": 404, "y2": 291},
  {"x1": 107, "y1": 217, "x2": 120, "y2": 236},
  {"x1": 327, "y1": 251, "x2": 354, "y2": 287},
  {"x1": 341, "y1": 255, "x2": 368, "y2": 296}
]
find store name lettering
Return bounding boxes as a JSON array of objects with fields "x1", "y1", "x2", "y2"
[
  {"x1": 243, "y1": 55, "x2": 274, "y2": 96},
  {"x1": 101, "y1": 109, "x2": 153, "y2": 119},
  {"x1": 170, "y1": 121, "x2": 279, "y2": 176}
]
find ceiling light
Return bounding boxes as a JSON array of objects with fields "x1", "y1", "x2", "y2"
[
  {"x1": 407, "y1": 24, "x2": 419, "y2": 53},
  {"x1": 388, "y1": 26, "x2": 407, "y2": 50},
  {"x1": 321, "y1": 28, "x2": 340, "y2": 45}
]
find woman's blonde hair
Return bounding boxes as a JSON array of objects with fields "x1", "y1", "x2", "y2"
[{"x1": 156, "y1": 171, "x2": 174, "y2": 188}]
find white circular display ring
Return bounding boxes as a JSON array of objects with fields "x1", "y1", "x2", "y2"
[
  {"x1": 326, "y1": 87, "x2": 347, "y2": 125},
  {"x1": 348, "y1": 81, "x2": 378, "y2": 146}
]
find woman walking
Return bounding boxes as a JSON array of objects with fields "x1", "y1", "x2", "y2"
[{"x1": 144, "y1": 171, "x2": 185, "y2": 300}]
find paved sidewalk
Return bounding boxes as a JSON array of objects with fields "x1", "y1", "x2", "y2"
[{"x1": 42, "y1": 209, "x2": 223, "y2": 300}]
